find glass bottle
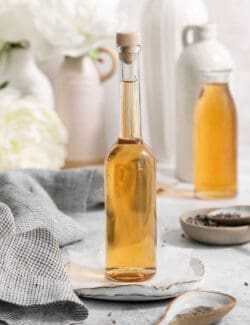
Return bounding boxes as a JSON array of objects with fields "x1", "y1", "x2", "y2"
[
  {"x1": 176, "y1": 23, "x2": 234, "y2": 182},
  {"x1": 194, "y1": 69, "x2": 237, "y2": 199},
  {"x1": 105, "y1": 33, "x2": 157, "y2": 282}
]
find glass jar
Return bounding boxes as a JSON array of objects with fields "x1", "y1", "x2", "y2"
[{"x1": 194, "y1": 69, "x2": 237, "y2": 199}]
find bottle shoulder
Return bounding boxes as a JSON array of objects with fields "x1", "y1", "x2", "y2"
[
  {"x1": 105, "y1": 141, "x2": 155, "y2": 163},
  {"x1": 195, "y1": 85, "x2": 237, "y2": 117}
]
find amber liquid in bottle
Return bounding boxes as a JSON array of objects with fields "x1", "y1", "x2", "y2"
[
  {"x1": 194, "y1": 75, "x2": 237, "y2": 199},
  {"x1": 105, "y1": 40, "x2": 156, "y2": 282}
]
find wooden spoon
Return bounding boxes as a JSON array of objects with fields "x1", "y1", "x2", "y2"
[
  {"x1": 208, "y1": 206, "x2": 250, "y2": 226},
  {"x1": 157, "y1": 290, "x2": 236, "y2": 325}
]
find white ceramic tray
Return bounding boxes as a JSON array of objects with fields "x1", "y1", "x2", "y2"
[{"x1": 66, "y1": 247, "x2": 205, "y2": 301}]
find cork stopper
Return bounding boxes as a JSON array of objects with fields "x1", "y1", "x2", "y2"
[
  {"x1": 116, "y1": 33, "x2": 141, "y2": 65},
  {"x1": 116, "y1": 32, "x2": 141, "y2": 47}
]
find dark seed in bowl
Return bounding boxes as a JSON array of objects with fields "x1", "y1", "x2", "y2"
[
  {"x1": 175, "y1": 306, "x2": 214, "y2": 320},
  {"x1": 213, "y1": 213, "x2": 241, "y2": 219},
  {"x1": 187, "y1": 214, "x2": 219, "y2": 227}
]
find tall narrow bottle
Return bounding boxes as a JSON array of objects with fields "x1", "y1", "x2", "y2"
[
  {"x1": 194, "y1": 69, "x2": 237, "y2": 199},
  {"x1": 105, "y1": 33, "x2": 157, "y2": 282}
]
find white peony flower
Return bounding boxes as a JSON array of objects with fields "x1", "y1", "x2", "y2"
[
  {"x1": 0, "y1": 2, "x2": 30, "y2": 43},
  {"x1": 0, "y1": 87, "x2": 67, "y2": 169},
  {"x1": 0, "y1": 0, "x2": 122, "y2": 61}
]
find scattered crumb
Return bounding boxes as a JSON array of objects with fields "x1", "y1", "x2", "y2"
[
  {"x1": 107, "y1": 312, "x2": 112, "y2": 317},
  {"x1": 181, "y1": 233, "x2": 186, "y2": 238},
  {"x1": 112, "y1": 321, "x2": 116, "y2": 324},
  {"x1": 244, "y1": 282, "x2": 248, "y2": 286}
]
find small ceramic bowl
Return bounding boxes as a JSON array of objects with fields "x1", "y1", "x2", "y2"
[
  {"x1": 157, "y1": 290, "x2": 236, "y2": 325},
  {"x1": 180, "y1": 208, "x2": 250, "y2": 245}
]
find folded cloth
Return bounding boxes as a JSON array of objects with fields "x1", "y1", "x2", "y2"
[
  {"x1": 0, "y1": 168, "x2": 104, "y2": 246},
  {"x1": 0, "y1": 167, "x2": 104, "y2": 325},
  {"x1": 25, "y1": 167, "x2": 104, "y2": 213}
]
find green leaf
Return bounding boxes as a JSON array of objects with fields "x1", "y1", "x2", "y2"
[
  {"x1": 0, "y1": 81, "x2": 9, "y2": 90},
  {"x1": 0, "y1": 43, "x2": 11, "y2": 60},
  {"x1": 0, "y1": 41, "x2": 28, "y2": 62},
  {"x1": 88, "y1": 48, "x2": 100, "y2": 61}
]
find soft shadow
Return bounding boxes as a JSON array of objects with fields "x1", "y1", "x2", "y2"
[
  {"x1": 234, "y1": 244, "x2": 250, "y2": 256},
  {"x1": 87, "y1": 203, "x2": 104, "y2": 211},
  {"x1": 83, "y1": 297, "x2": 169, "y2": 308},
  {"x1": 161, "y1": 229, "x2": 230, "y2": 251}
]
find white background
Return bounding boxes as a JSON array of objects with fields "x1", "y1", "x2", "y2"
[
  {"x1": 44, "y1": 1, "x2": 250, "y2": 150},
  {"x1": 112, "y1": 0, "x2": 250, "y2": 147}
]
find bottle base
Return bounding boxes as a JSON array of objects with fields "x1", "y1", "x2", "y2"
[
  {"x1": 105, "y1": 267, "x2": 156, "y2": 283},
  {"x1": 195, "y1": 189, "x2": 237, "y2": 199}
]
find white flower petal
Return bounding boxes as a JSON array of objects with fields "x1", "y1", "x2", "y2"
[{"x1": 0, "y1": 87, "x2": 67, "y2": 169}]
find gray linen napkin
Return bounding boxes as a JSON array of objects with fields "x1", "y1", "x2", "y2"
[
  {"x1": 0, "y1": 168, "x2": 104, "y2": 247},
  {"x1": 0, "y1": 168, "x2": 104, "y2": 325},
  {"x1": 25, "y1": 167, "x2": 104, "y2": 213}
]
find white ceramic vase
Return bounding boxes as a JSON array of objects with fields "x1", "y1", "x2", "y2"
[
  {"x1": 176, "y1": 24, "x2": 234, "y2": 182},
  {"x1": 141, "y1": 0, "x2": 208, "y2": 165},
  {"x1": 0, "y1": 42, "x2": 54, "y2": 109},
  {"x1": 54, "y1": 48, "x2": 118, "y2": 167}
]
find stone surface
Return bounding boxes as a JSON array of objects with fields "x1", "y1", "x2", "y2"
[{"x1": 68, "y1": 147, "x2": 250, "y2": 324}]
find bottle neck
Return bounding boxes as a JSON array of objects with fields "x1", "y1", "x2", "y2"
[{"x1": 119, "y1": 46, "x2": 142, "y2": 141}]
